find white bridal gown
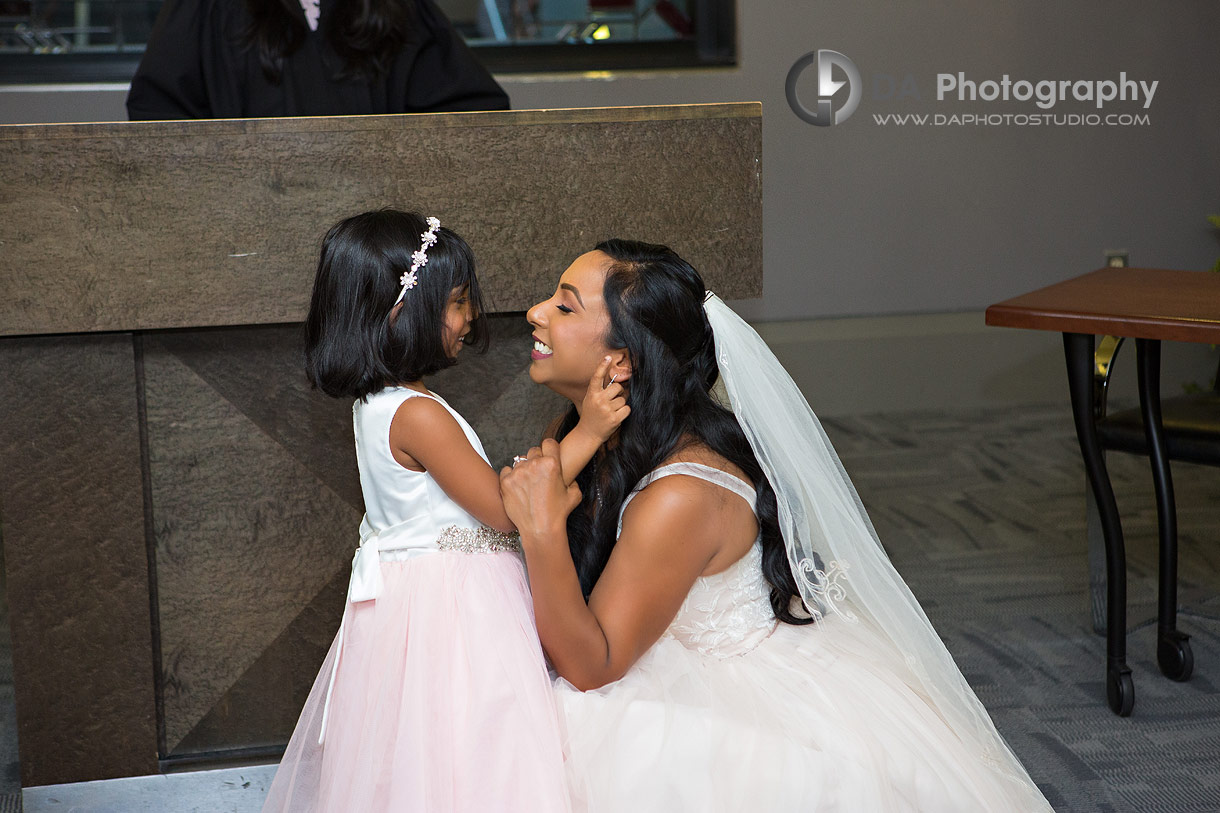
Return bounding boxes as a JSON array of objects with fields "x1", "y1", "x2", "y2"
[{"x1": 553, "y1": 462, "x2": 1052, "y2": 813}]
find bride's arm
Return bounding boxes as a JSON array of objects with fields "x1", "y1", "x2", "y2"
[{"x1": 500, "y1": 441, "x2": 721, "y2": 690}]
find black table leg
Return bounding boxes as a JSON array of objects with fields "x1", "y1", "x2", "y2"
[
  {"x1": 1135, "y1": 338, "x2": 1194, "y2": 682},
  {"x1": 1064, "y1": 332, "x2": 1134, "y2": 715}
]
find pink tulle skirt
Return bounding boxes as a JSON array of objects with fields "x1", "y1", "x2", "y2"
[{"x1": 262, "y1": 551, "x2": 570, "y2": 813}]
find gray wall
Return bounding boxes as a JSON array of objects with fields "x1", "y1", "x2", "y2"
[{"x1": 504, "y1": 0, "x2": 1220, "y2": 321}]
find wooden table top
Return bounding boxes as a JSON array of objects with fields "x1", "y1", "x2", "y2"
[{"x1": 985, "y1": 267, "x2": 1220, "y2": 343}]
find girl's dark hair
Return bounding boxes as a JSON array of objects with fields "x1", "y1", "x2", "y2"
[
  {"x1": 304, "y1": 209, "x2": 488, "y2": 398},
  {"x1": 556, "y1": 239, "x2": 811, "y2": 626},
  {"x1": 242, "y1": 0, "x2": 414, "y2": 83}
]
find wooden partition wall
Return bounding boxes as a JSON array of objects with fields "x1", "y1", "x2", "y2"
[{"x1": 0, "y1": 103, "x2": 762, "y2": 786}]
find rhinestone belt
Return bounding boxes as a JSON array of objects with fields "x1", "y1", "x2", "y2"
[{"x1": 436, "y1": 524, "x2": 522, "y2": 554}]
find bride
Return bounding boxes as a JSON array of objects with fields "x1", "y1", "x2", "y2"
[{"x1": 499, "y1": 239, "x2": 1054, "y2": 812}]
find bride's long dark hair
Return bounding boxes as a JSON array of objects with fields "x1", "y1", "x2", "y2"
[{"x1": 554, "y1": 239, "x2": 811, "y2": 625}]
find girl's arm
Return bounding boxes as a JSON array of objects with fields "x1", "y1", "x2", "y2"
[
  {"x1": 391, "y1": 367, "x2": 627, "y2": 532},
  {"x1": 391, "y1": 396, "x2": 516, "y2": 532},
  {"x1": 500, "y1": 441, "x2": 734, "y2": 690},
  {"x1": 556, "y1": 357, "x2": 631, "y2": 485}
]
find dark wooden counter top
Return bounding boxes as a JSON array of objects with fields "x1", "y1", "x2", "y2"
[{"x1": 1, "y1": 103, "x2": 762, "y2": 336}]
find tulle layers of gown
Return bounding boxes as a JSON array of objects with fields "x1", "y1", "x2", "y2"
[
  {"x1": 555, "y1": 613, "x2": 1048, "y2": 813},
  {"x1": 263, "y1": 551, "x2": 570, "y2": 813}
]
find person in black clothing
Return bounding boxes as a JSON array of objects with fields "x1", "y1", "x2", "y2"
[{"x1": 127, "y1": 0, "x2": 509, "y2": 119}]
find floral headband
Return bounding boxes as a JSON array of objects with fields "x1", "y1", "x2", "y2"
[{"x1": 393, "y1": 216, "x2": 441, "y2": 305}]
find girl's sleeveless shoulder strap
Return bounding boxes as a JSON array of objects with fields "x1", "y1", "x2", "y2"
[
  {"x1": 388, "y1": 388, "x2": 490, "y2": 465},
  {"x1": 397, "y1": 387, "x2": 439, "y2": 404},
  {"x1": 356, "y1": 386, "x2": 436, "y2": 418},
  {"x1": 373, "y1": 387, "x2": 458, "y2": 421}
]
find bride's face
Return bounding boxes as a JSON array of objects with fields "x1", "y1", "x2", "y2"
[{"x1": 526, "y1": 251, "x2": 617, "y2": 403}]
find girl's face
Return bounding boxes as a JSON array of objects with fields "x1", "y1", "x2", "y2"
[
  {"x1": 443, "y1": 285, "x2": 474, "y2": 357},
  {"x1": 526, "y1": 251, "x2": 619, "y2": 404}
]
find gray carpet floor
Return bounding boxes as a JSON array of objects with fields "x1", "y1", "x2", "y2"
[{"x1": 1, "y1": 400, "x2": 1216, "y2": 811}]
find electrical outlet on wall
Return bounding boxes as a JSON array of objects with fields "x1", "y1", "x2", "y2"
[{"x1": 1105, "y1": 250, "x2": 1129, "y2": 267}]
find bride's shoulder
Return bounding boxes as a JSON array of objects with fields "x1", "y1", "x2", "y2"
[
  {"x1": 617, "y1": 465, "x2": 727, "y2": 558},
  {"x1": 618, "y1": 441, "x2": 756, "y2": 565},
  {"x1": 621, "y1": 441, "x2": 752, "y2": 523}
]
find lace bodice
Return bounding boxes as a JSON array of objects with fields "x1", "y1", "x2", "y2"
[{"x1": 620, "y1": 463, "x2": 777, "y2": 658}]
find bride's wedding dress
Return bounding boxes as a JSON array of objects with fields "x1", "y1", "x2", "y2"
[{"x1": 553, "y1": 462, "x2": 1052, "y2": 813}]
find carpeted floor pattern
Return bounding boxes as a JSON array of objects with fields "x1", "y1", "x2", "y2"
[
  {"x1": 0, "y1": 400, "x2": 1216, "y2": 811},
  {"x1": 821, "y1": 402, "x2": 1220, "y2": 812}
]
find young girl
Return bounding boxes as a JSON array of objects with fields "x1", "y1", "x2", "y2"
[{"x1": 262, "y1": 210, "x2": 626, "y2": 812}]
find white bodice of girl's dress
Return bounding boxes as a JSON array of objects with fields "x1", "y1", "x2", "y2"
[
  {"x1": 621, "y1": 462, "x2": 777, "y2": 658},
  {"x1": 353, "y1": 386, "x2": 486, "y2": 548},
  {"x1": 347, "y1": 387, "x2": 501, "y2": 602}
]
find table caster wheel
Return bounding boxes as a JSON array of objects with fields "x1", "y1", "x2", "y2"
[
  {"x1": 1107, "y1": 665, "x2": 1134, "y2": 716},
  {"x1": 1158, "y1": 631, "x2": 1193, "y2": 682}
]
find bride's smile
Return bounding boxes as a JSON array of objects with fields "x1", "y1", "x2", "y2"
[{"x1": 526, "y1": 251, "x2": 622, "y2": 405}]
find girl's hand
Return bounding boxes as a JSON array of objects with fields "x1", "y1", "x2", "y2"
[
  {"x1": 576, "y1": 356, "x2": 631, "y2": 443},
  {"x1": 500, "y1": 440, "x2": 582, "y2": 543}
]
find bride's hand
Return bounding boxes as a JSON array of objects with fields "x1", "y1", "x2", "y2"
[{"x1": 500, "y1": 439, "x2": 582, "y2": 543}]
